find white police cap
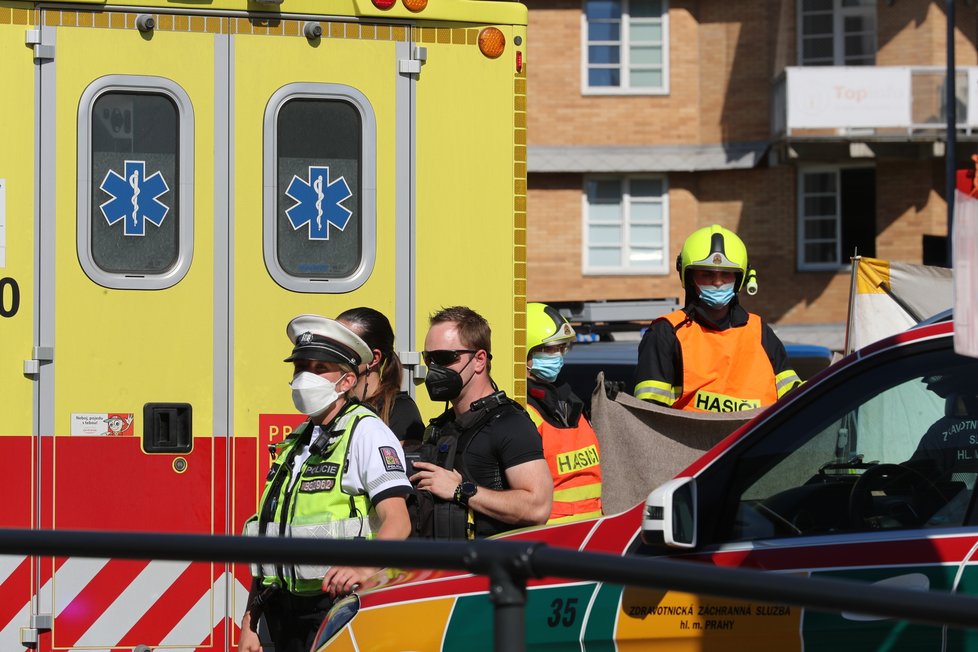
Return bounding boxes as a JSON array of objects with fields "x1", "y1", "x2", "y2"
[{"x1": 284, "y1": 314, "x2": 372, "y2": 369}]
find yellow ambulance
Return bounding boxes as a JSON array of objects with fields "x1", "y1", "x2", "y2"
[{"x1": 0, "y1": 0, "x2": 526, "y2": 648}]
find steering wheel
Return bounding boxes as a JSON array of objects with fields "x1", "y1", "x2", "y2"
[
  {"x1": 754, "y1": 501, "x2": 804, "y2": 536},
  {"x1": 848, "y1": 463, "x2": 950, "y2": 530}
]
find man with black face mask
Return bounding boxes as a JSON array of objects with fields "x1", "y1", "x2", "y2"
[{"x1": 409, "y1": 305, "x2": 552, "y2": 538}]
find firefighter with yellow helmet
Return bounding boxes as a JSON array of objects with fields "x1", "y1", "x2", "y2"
[
  {"x1": 633, "y1": 225, "x2": 801, "y2": 413},
  {"x1": 526, "y1": 303, "x2": 603, "y2": 523}
]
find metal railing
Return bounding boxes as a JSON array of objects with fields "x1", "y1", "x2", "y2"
[{"x1": 3, "y1": 528, "x2": 978, "y2": 651}]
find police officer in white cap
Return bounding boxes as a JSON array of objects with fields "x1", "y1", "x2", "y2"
[{"x1": 238, "y1": 315, "x2": 412, "y2": 652}]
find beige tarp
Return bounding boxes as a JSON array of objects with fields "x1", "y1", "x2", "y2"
[{"x1": 589, "y1": 372, "x2": 758, "y2": 516}]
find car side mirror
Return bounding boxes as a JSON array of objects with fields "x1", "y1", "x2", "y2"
[{"x1": 642, "y1": 477, "x2": 697, "y2": 549}]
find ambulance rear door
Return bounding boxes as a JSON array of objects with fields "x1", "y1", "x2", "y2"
[
  {"x1": 224, "y1": 15, "x2": 413, "y2": 644},
  {"x1": 229, "y1": 12, "x2": 413, "y2": 536},
  {"x1": 36, "y1": 8, "x2": 224, "y2": 649}
]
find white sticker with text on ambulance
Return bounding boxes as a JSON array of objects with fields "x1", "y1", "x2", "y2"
[{"x1": 71, "y1": 412, "x2": 135, "y2": 436}]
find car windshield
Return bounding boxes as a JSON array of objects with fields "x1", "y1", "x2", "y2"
[{"x1": 719, "y1": 343, "x2": 978, "y2": 543}]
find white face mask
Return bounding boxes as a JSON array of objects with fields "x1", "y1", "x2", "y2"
[{"x1": 290, "y1": 371, "x2": 345, "y2": 417}]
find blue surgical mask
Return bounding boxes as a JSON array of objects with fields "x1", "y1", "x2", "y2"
[
  {"x1": 696, "y1": 282, "x2": 736, "y2": 309},
  {"x1": 530, "y1": 352, "x2": 564, "y2": 382}
]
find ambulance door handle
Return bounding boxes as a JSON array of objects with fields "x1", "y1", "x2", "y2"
[
  {"x1": 24, "y1": 346, "x2": 53, "y2": 376},
  {"x1": 143, "y1": 403, "x2": 193, "y2": 453}
]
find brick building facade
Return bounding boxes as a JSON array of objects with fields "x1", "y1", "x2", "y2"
[{"x1": 525, "y1": 0, "x2": 976, "y2": 329}]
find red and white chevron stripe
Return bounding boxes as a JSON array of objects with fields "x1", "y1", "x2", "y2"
[{"x1": 1, "y1": 557, "x2": 250, "y2": 651}]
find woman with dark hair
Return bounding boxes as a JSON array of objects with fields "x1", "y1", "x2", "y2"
[{"x1": 337, "y1": 307, "x2": 425, "y2": 444}]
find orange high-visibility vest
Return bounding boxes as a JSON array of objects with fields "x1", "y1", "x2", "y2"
[
  {"x1": 527, "y1": 405, "x2": 603, "y2": 524},
  {"x1": 664, "y1": 309, "x2": 778, "y2": 413}
]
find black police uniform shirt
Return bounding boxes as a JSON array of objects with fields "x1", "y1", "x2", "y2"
[{"x1": 436, "y1": 400, "x2": 544, "y2": 537}]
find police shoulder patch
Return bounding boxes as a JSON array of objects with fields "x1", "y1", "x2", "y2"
[{"x1": 379, "y1": 446, "x2": 404, "y2": 472}]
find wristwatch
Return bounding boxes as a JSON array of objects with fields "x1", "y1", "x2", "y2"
[{"x1": 454, "y1": 481, "x2": 477, "y2": 506}]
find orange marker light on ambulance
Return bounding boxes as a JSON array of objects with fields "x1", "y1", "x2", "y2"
[
  {"x1": 479, "y1": 27, "x2": 505, "y2": 59},
  {"x1": 402, "y1": 0, "x2": 427, "y2": 11}
]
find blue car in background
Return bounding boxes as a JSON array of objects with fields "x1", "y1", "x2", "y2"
[{"x1": 562, "y1": 338, "x2": 834, "y2": 413}]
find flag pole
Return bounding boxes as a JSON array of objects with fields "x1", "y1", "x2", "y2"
[{"x1": 844, "y1": 254, "x2": 861, "y2": 356}]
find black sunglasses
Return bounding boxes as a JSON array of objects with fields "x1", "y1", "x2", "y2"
[{"x1": 422, "y1": 349, "x2": 476, "y2": 366}]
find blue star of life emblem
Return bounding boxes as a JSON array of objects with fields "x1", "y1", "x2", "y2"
[
  {"x1": 284, "y1": 166, "x2": 353, "y2": 240},
  {"x1": 99, "y1": 160, "x2": 170, "y2": 237}
]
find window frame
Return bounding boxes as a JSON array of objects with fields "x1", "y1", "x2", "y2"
[
  {"x1": 263, "y1": 83, "x2": 377, "y2": 294},
  {"x1": 581, "y1": 174, "x2": 670, "y2": 276},
  {"x1": 796, "y1": 163, "x2": 874, "y2": 271},
  {"x1": 581, "y1": 0, "x2": 670, "y2": 96},
  {"x1": 76, "y1": 76, "x2": 194, "y2": 290},
  {"x1": 797, "y1": 0, "x2": 876, "y2": 67}
]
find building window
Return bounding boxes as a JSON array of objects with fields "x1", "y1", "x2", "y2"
[
  {"x1": 263, "y1": 83, "x2": 376, "y2": 293},
  {"x1": 77, "y1": 76, "x2": 194, "y2": 290},
  {"x1": 798, "y1": 167, "x2": 876, "y2": 270},
  {"x1": 799, "y1": 0, "x2": 876, "y2": 66},
  {"x1": 583, "y1": 176, "x2": 668, "y2": 275},
  {"x1": 583, "y1": 0, "x2": 668, "y2": 94}
]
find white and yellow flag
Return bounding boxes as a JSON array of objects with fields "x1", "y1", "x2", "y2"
[{"x1": 845, "y1": 256, "x2": 953, "y2": 354}]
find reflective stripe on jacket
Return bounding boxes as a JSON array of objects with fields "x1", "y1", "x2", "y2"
[
  {"x1": 248, "y1": 403, "x2": 376, "y2": 594},
  {"x1": 664, "y1": 309, "x2": 779, "y2": 413},
  {"x1": 527, "y1": 404, "x2": 603, "y2": 523}
]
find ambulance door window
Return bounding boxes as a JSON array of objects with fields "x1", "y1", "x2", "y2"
[
  {"x1": 77, "y1": 76, "x2": 194, "y2": 289},
  {"x1": 263, "y1": 84, "x2": 377, "y2": 293}
]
